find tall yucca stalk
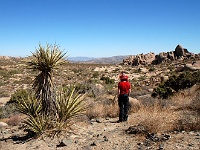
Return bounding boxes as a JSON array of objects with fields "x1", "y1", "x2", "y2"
[{"x1": 28, "y1": 43, "x2": 67, "y2": 114}]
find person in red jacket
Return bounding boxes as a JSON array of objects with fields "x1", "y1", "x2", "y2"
[{"x1": 117, "y1": 72, "x2": 131, "y2": 122}]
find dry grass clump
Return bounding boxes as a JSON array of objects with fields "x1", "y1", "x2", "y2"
[
  {"x1": 175, "y1": 110, "x2": 200, "y2": 131},
  {"x1": 86, "y1": 101, "x2": 119, "y2": 119},
  {"x1": 172, "y1": 85, "x2": 200, "y2": 131},
  {"x1": 129, "y1": 103, "x2": 179, "y2": 133},
  {"x1": 129, "y1": 85, "x2": 200, "y2": 133},
  {"x1": 169, "y1": 88, "x2": 196, "y2": 109}
]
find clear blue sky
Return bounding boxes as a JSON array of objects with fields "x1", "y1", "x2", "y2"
[{"x1": 0, "y1": 0, "x2": 200, "y2": 58}]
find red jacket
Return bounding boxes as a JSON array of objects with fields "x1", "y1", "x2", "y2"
[{"x1": 118, "y1": 81, "x2": 131, "y2": 95}]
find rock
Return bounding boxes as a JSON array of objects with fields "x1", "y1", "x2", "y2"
[
  {"x1": 167, "y1": 51, "x2": 175, "y2": 60},
  {"x1": 175, "y1": 44, "x2": 185, "y2": 58},
  {"x1": 125, "y1": 124, "x2": 147, "y2": 134},
  {"x1": 155, "y1": 52, "x2": 167, "y2": 64},
  {"x1": 90, "y1": 141, "x2": 98, "y2": 146},
  {"x1": 56, "y1": 140, "x2": 67, "y2": 147}
]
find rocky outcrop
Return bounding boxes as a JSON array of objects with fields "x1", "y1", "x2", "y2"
[
  {"x1": 153, "y1": 45, "x2": 195, "y2": 65},
  {"x1": 176, "y1": 60, "x2": 200, "y2": 72},
  {"x1": 122, "y1": 45, "x2": 199, "y2": 66},
  {"x1": 0, "y1": 56, "x2": 11, "y2": 59},
  {"x1": 122, "y1": 52, "x2": 155, "y2": 66}
]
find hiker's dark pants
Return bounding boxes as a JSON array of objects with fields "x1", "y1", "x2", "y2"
[{"x1": 118, "y1": 94, "x2": 129, "y2": 121}]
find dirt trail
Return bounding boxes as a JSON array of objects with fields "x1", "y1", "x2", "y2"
[{"x1": 1, "y1": 117, "x2": 200, "y2": 150}]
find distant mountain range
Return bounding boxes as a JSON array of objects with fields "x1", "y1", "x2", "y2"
[
  {"x1": 68, "y1": 56, "x2": 128, "y2": 64},
  {"x1": 68, "y1": 57, "x2": 95, "y2": 61}
]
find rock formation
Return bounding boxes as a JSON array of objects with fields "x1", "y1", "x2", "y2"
[
  {"x1": 122, "y1": 52, "x2": 155, "y2": 66},
  {"x1": 122, "y1": 45, "x2": 199, "y2": 66}
]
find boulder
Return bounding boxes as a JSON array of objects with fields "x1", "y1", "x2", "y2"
[
  {"x1": 175, "y1": 45, "x2": 185, "y2": 58},
  {"x1": 155, "y1": 52, "x2": 167, "y2": 64},
  {"x1": 167, "y1": 51, "x2": 175, "y2": 60}
]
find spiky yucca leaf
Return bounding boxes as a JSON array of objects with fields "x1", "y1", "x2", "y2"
[
  {"x1": 56, "y1": 86, "x2": 85, "y2": 123},
  {"x1": 16, "y1": 94, "x2": 42, "y2": 117},
  {"x1": 29, "y1": 43, "x2": 66, "y2": 72},
  {"x1": 23, "y1": 114, "x2": 52, "y2": 135}
]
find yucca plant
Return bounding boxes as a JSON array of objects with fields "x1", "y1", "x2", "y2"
[
  {"x1": 56, "y1": 86, "x2": 86, "y2": 128},
  {"x1": 18, "y1": 86, "x2": 85, "y2": 136},
  {"x1": 28, "y1": 43, "x2": 67, "y2": 114}
]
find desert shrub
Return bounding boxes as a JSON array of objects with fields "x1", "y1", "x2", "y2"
[
  {"x1": 0, "y1": 69, "x2": 20, "y2": 79},
  {"x1": 100, "y1": 76, "x2": 115, "y2": 84},
  {"x1": 151, "y1": 84, "x2": 173, "y2": 99},
  {"x1": 133, "y1": 68, "x2": 141, "y2": 73},
  {"x1": 92, "y1": 71, "x2": 99, "y2": 78},
  {"x1": 148, "y1": 66, "x2": 156, "y2": 72},
  {"x1": 0, "y1": 80, "x2": 5, "y2": 86},
  {"x1": 152, "y1": 70, "x2": 200, "y2": 99},
  {"x1": 112, "y1": 68, "x2": 120, "y2": 73},
  {"x1": 72, "y1": 82, "x2": 91, "y2": 94},
  {"x1": 138, "y1": 75, "x2": 146, "y2": 81},
  {"x1": 8, "y1": 89, "x2": 29, "y2": 104},
  {"x1": 0, "y1": 104, "x2": 17, "y2": 119}
]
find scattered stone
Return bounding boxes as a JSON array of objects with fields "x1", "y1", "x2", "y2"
[
  {"x1": 56, "y1": 140, "x2": 68, "y2": 147},
  {"x1": 103, "y1": 136, "x2": 108, "y2": 141},
  {"x1": 90, "y1": 141, "x2": 98, "y2": 146}
]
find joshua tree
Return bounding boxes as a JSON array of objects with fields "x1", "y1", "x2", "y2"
[{"x1": 28, "y1": 43, "x2": 67, "y2": 115}]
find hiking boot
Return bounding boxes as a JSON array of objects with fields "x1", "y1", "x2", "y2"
[
  {"x1": 117, "y1": 119, "x2": 123, "y2": 123},
  {"x1": 123, "y1": 116, "x2": 128, "y2": 121}
]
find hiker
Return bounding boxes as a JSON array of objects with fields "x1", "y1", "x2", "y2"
[{"x1": 117, "y1": 72, "x2": 131, "y2": 122}]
